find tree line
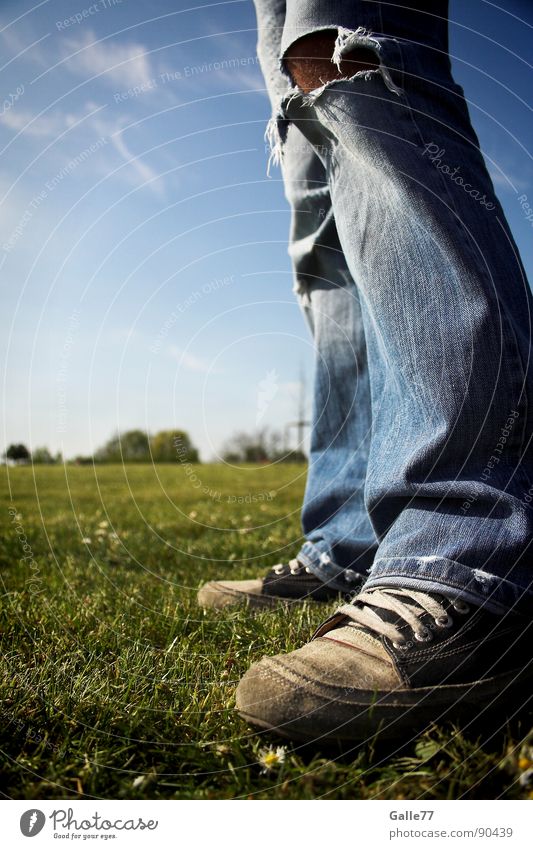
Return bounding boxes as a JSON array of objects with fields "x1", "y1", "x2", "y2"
[
  {"x1": 3, "y1": 426, "x2": 306, "y2": 465},
  {"x1": 3, "y1": 430, "x2": 198, "y2": 465}
]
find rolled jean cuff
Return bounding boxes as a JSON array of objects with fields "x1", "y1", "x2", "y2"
[
  {"x1": 297, "y1": 539, "x2": 364, "y2": 592},
  {"x1": 364, "y1": 556, "x2": 533, "y2": 616}
]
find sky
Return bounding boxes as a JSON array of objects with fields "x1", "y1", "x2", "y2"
[{"x1": 1, "y1": 0, "x2": 532, "y2": 461}]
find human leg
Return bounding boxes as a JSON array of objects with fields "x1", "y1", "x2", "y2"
[
  {"x1": 237, "y1": 0, "x2": 533, "y2": 739},
  {"x1": 198, "y1": 0, "x2": 378, "y2": 608}
]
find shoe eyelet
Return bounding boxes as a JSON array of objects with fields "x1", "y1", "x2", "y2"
[
  {"x1": 290, "y1": 565, "x2": 302, "y2": 575},
  {"x1": 434, "y1": 614, "x2": 453, "y2": 629},
  {"x1": 344, "y1": 569, "x2": 358, "y2": 583},
  {"x1": 414, "y1": 628, "x2": 433, "y2": 642},
  {"x1": 273, "y1": 564, "x2": 285, "y2": 575},
  {"x1": 392, "y1": 640, "x2": 409, "y2": 651},
  {"x1": 452, "y1": 600, "x2": 470, "y2": 614}
]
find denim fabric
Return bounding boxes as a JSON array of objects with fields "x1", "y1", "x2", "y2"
[{"x1": 253, "y1": 0, "x2": 533, "y2": 614}]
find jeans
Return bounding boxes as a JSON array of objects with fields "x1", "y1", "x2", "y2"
[{"x1": 253, "y1": 0, "x2": 533, "y2": 614}]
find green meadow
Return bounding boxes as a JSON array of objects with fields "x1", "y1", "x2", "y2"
[{"x1": 1, "y1": 464, "x2": 532, "y2": 799}]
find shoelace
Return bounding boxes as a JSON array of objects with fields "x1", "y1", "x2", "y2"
[
  {"x1": 272, "y1": 558, "x2": 312, "y2": 576},
  {"x1": 335, "y1": 587, "x2": 467, "y2": 648}
]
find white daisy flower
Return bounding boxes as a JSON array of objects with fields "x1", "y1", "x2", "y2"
[{"x1": 258, "y1": 745, "x2": 287, "y2": 773}]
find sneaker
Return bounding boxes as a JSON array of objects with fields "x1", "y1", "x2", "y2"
[
  {"x1": 236, "y1": 586, "x2": 533, "y2": 741},
  {"x1": 197, "y1": 558, "x2": 363, "y2": 610}
]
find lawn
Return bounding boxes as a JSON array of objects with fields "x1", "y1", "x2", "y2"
[{"x1": 1, "y1": 463, "x2": 532, "y2": 800}]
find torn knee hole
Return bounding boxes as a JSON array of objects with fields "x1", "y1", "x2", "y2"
[
  {"x1": 265, "y1": 27, "x2": 402, "y2": 174},
  {"x1": 284, "y1": 31, "x2": 379, "y2": 94}
]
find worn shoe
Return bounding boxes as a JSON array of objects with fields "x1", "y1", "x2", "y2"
[
  {"x1": 236, "y1": 586, "x2": 533, "y2": 741},
  {"x1": 197, "y1": 558, "x2": 363, "y2": 610}
]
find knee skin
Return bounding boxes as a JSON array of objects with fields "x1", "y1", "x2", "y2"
[{"x1": 284, "y1": 31, "x2": 378, "y2": 94}]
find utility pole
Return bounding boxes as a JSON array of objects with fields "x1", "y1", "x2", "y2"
[
  {"x1": 284, "y1": 362, "x2": 310, "y2": 453},
  {"x1": 297, "y1": 362, "x2": 308, "y2": 449}
]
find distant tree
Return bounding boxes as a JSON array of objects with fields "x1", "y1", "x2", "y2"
[
  {"x1": 221, "y1": 428, "x2": 286, "y2": 463},
  {"x1": 94, "y1": 430, "x2": 150, "y2": 463},
  {"x1": 272, "y1": 449, "x2": 307, "y2": 464},
  {"x1": 222, "y1": 452, "x2": 241, "y2": 463},
  {"x1": 4, "y1": 443, "x2": 30, "y2": 463},
  {"x1": 93, "y1": 429, "x2": 199, "y2": 463},
  {"x1": 31, "y1": 446, "x2": 55, "y2": 464},
  {"x1": 244, "y1": 443, "x2": 269, "y2": 462},
  {"x1": 150, "y1": 430, "x2": 199, "y2": 463}
]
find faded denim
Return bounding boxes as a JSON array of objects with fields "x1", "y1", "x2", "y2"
[{"x1": 253, "y1": 0, "x2": 533, "y2": 614}]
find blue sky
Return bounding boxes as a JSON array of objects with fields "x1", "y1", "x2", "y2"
[{"x1": 1, "y1": 0, "x2": 532, "y2": 461}]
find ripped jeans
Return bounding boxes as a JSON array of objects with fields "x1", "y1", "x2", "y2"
[{"x1": 253, "y1": 0, "x2": 533, "y2": 614}]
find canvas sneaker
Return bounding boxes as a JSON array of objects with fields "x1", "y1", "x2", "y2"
[
  {"x1": 197, "y1": 558, "x2": 363, "y2": 610},
  {"x1": 236, "y1": 585, "x2": 533, "y2": 741}
]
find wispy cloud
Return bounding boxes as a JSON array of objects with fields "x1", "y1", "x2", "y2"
[
  {"x1": 156, "y1": 27, "x2": 265, "y2": 98},
  {"x1": 488, "y1": 166, "x2": 531, "y2": 193},
  {"x1": 168, "y1": 345, "x2": 219, "y2": 374},
  {"x1": 0, "y1": 22, "x2": 50, "y2": 70},
  {"x1": 110, "y1": 129, "x2": 164, "y2": 196},
  {"x1": 0, "y1": 107, "x2": 80, "y2": 137},
  {"x1": 0, "y1": 99, "x2": 167, "y2": 199},
  {"x1": 485, "y1": 148, "x2": 533, "y2": 194},
  {"x1": 63, "y1": 30, "x2": 154, "y2": 89}
]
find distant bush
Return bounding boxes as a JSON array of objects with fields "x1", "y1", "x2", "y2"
[
  {"x1": 4, "y1": 443, "x2": 30, "y2": 464},
  {"x1": 272, "y1": 450, "x2": 307, "y2": 464},
  {"x1": 93, "y1": 429, "x2": 199, "y2": 463},
  {"x1": 94, "y1": 429, "x2": 150, "y2": 463},
  {"x1": 31, "y1": 447, "x2": 62, "y2": 464},
  {"x1": 221, "y1": 428, "x2": 306, "y2": 463},
  {"x1": 3, "y1": 444, "x2": 63, "y2": 465},
  {"x1": 72, "y1": 455, "x2": 94, "y2": 465},
  {"x1": 150, "y1": 430, "x2": 199, "y2": 463}
]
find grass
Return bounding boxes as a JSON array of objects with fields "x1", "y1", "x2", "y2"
[{"x1": 1, "y1": 463, "x2": 532, "y2": 800}]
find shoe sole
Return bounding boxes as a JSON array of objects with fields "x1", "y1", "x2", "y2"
[
  {"x1": 237, "y1": 666, "x2": 533, "y2": 743},
  {"x1": 197, "y1": 582, "x2": 337, "y2": 611}
]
